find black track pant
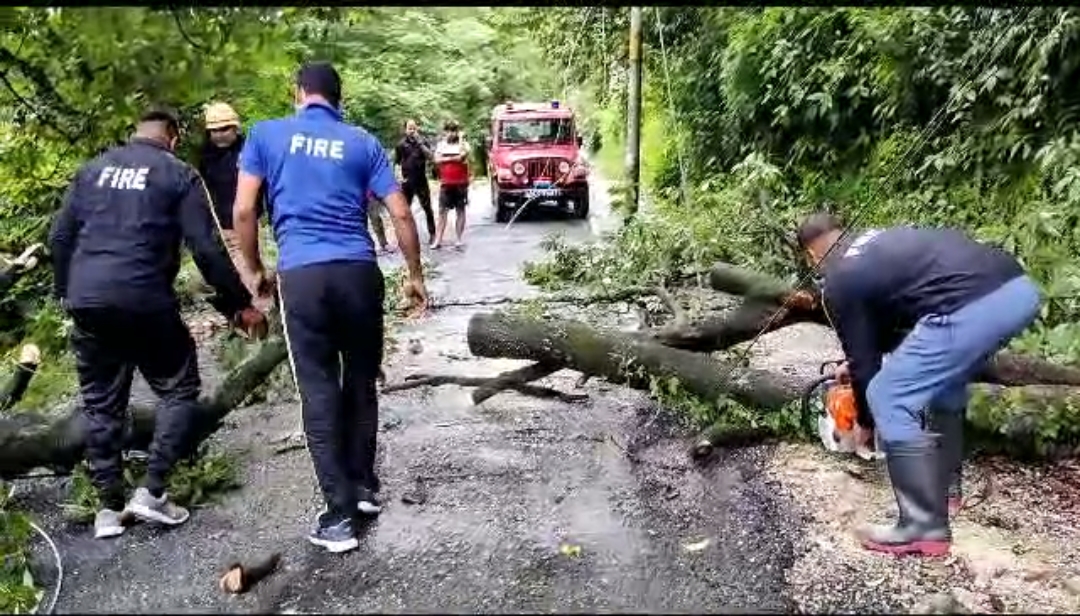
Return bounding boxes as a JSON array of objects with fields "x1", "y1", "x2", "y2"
[
  {"x1": 402, "y1": 175, "x2": 435, "y2": 239},
  {"x1": 279, "y1": 260, "x2": 385, "y2": 519},
  {"x1": 70, "y1": 308, "x2": 201, "y2": 510}
]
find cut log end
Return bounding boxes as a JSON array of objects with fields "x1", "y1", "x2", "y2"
[{"x1": 219, "y1": 552, "x2": 282, "y2": 594}]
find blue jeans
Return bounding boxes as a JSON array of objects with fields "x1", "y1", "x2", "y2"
[{"x1": 866, "y1": 276, "x2": 1042, "y2": 443}]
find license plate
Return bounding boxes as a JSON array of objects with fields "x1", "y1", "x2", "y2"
[{"x1": 526, "y1": 188, "x2": 560, "y2": 199}]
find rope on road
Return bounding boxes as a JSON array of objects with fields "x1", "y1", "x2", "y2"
[{"x1": 30, "y1": 520, "x2": 63, "y2": 615}]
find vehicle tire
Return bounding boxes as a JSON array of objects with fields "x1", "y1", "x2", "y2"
[
  {"x1": 572, "y1": 190, "x2": 590, "y2": 219},
  {"x1": 495, "y1": 204, "x2": 511, "y2": 223}
]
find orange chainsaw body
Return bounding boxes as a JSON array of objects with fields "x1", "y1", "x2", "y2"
[{"x1": 824, "y1": 383, "x2": 858, "y2": 433}]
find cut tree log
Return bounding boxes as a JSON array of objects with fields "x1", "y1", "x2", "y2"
[
  {"x1": 0, "y1": 336, "x2": 288, "y2": 479},
  {"x1": 0, "y1": 344, "x2": 40, "y2": 411},
  {"x1": 466, "y1": 311, "x2": 1080, "y2": 460},
  {"x1": 468, "y1": 311, "x2": 802, "y2": 411}
]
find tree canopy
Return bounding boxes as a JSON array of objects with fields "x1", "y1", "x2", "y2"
[{"x1": 0, "y1": 7, "x2": 556, "y2": 363}]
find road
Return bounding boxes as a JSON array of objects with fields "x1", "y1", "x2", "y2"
[{"x1": 18, "y1": 180, "x2": 802, "y2": 614}]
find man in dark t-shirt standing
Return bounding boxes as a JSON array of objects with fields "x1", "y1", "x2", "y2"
[{"x1": 393, "y1": 119, "x2": 436, "y2": 245}]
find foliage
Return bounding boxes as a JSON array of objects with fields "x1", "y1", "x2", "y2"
[
  {"x1": 524, "y1": 7, "x2": 1080, "y2": 359},
  {"x1": 62, "y1": 448, "x2": 240, "y2": 524},
  {"x1": 0, "y1": 490, "x2": 41, "y2": 614}
]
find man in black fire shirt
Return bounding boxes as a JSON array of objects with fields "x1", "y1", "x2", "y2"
[
  {"x1": 797, "y1": 212, "x2": 1041, "y2": 557},
  {"x1": 49, "y1": 107, "x2": 267, "y2": 540}
]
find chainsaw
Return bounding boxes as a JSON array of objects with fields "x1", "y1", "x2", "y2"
[{"x1": 801, "y1": 359, "x2": 883, "y2": 460}]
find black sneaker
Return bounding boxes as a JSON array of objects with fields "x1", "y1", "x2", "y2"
[
  {"x1": 358, "y1": 488, "x2": 382, "y2": 516},
  {"x1": 308, "y1": 512, "x2": 359, "y2": 553}
]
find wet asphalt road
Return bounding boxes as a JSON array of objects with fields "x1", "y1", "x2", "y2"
[{"x1": 17, "y1": 181, "x2": 803, "y2": 613}]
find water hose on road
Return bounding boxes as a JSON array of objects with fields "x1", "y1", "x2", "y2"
[
  {"x1": 6, "y1": 483, "x2": 64, "y2": 615},
  {"x1": 29, "y1": 520, "x2": 62, "y2": 615}
]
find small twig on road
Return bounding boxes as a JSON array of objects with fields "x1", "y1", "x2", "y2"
[
  {"x1": 382, "y1": 367, "x2": 589, "y2": 405},
  {"x1": 273, "y1": 443, "x2": 306, "y2": 456},
  {"x1": 472, "y1": 362, "x2": 561, "y2": 404},
  {"x1": 606, "y1": 434, "x2": 638, "y2": 463},
  {"x1": 653, "y1": 284, "x2": 690, "y2": 329}
]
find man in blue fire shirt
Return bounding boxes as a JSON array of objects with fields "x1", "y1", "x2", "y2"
[{"x1": 232, "y1": 62, "x2": 428, "y2": 553}]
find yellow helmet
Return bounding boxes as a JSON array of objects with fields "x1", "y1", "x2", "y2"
[{"x1": 204, "y1": 102, "x2": 240, "y2": 130}]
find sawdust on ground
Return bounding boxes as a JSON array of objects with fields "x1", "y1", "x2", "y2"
[
  {"x1": 768, "y1": 443, "x2": 1080, "y2": 614},
  {"x1": 742, "y1": 321, "x2": 1080, "y2": 614}
]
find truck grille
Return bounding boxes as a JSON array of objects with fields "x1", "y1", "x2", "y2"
[{"x1": 525, "y1": 157, "x2": 565, "y2": 181}]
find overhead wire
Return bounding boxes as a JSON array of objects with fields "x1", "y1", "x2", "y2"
[{"x1": 652, "y1": 7, "x2": 692, "y2": 210}]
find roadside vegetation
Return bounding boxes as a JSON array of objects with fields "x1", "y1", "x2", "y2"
[{"x1": 522, "y1": 7, "x2": 1080, "y2": 430}]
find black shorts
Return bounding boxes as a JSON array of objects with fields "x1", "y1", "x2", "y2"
[{"x1": 439, "y1": 185, "x2": 469, "y2": 210}]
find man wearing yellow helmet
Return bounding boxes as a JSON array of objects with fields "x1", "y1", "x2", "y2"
[{"x1": 196, "y1": 102, "x2": 269, "y2": 295}]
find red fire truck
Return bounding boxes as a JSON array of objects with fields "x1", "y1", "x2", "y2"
[{"x1": 485, "y1": 100, "x2": 590, "y2": 223}]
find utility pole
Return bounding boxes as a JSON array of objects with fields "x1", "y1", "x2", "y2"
[{"x1": 624, "y1": 6, "x2": 643, "y2": 217}]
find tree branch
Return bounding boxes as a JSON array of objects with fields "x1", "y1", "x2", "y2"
[
  {"x1": 653, "y1": 284, "x2": 689, "y2": 329},
  {"x1": 472, "y1": 361, "x2": 562, "y2": 404},
  {"x1": 169, "y1": 8, "x2": 211, "y2": 53},
  {"x1": 381, "y1": 363, "x2": 587, "y2": 405}
]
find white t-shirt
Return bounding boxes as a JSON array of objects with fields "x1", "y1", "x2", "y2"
[{"x1": 435, "y1": 138, "x2": 470, "y2": 159}]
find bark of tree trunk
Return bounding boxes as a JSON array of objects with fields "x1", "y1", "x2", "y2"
[
  {"x1": 467, "y1": 311, "x2": 1080, "y2": 460},
  {"x1": 0, "y1": 336, "x2": 287, "y2": 479},
  {"x1": 468, "y1": 311, "x2": 804, "y2": 411}
]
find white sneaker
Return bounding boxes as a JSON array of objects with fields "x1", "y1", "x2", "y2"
[
  {"x1": 125, "y1": 487, "x2": 190, "y2": 526},
  {"x1": 358, "y1": 488, "x2": 382, "y2": 515},
  {"x1": 93, "y1": 508, "x2": 127, "y2": 539}
]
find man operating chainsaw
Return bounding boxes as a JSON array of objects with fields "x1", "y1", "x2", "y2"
[{"x1": 796, "y1": 212, "x2": 1041, "y2": 557}]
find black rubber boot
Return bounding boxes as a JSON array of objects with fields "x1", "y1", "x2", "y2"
[
  {"x1": 929, "y1": 410, "x2": 965, "y2": 517},
  {"x1": 857, "y1": 434, "x2": 951, "y2": 556}
]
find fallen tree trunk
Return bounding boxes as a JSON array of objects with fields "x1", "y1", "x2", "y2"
[
  {"x1": 692, "y1": 261, "x2": 1080, "y2": 387},
  {"x1": 466, "y1": 311, "x2": 1080, "y2": 459},
  {"x1": 654, "y1": 298, "x2": 826, "y2": 352},
  {"x1": 469, "y1": 311, "x2": 805, "y2": 411},
  {"x1": 0, "y1": 336, "x2": 288, "y2": 479}
]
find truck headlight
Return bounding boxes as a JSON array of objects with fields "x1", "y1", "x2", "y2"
[
  {"x1": 558, "y1": 160, "x2": 571, "y2": 174},
  {"x1": 512, "y1": 162, "x2": 526, "y2": 176}
]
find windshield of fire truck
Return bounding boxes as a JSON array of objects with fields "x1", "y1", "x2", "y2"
[{"x1": 497, "y1": 118, "x2": 575, "y2": 145}]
